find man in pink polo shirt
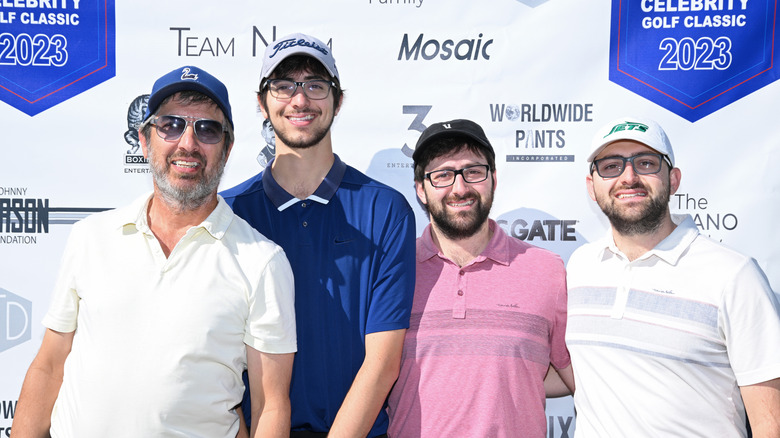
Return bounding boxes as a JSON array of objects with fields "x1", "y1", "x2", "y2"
[{"x1": 386, "y1": 119, "x2": 574, "y2": 437}]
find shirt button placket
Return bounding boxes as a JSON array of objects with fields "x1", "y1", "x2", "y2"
[{"x1": 453, "y1": 269, "x2": 467, "y2": 319}]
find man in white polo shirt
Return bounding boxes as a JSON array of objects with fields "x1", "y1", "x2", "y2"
[
  {"x1": 566, "y1": 116, "x2": 780, "y2": 437},
  {"x1": 13, "y1": 66, "x2": 297, "y2": 437}
]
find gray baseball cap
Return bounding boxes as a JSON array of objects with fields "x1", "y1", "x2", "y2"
[{"x1": 260, "y1": 33, "x2": 339, "y2": 85}]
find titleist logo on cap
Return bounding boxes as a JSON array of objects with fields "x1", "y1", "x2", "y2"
[{"x1": 269, "y1": 37, "x2": 329, "y2": 58}]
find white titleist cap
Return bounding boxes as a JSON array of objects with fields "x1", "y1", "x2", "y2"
[{"x1": 589, "y1": 116, "x2": 675, "y2": 167}]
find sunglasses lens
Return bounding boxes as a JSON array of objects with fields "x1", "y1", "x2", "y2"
[
  {"x1": 155, "y1": 116, "x2": 186, "y2": 141},
  {"x1": 194, "y1": 120, "x2": 225, "y2": 144}
]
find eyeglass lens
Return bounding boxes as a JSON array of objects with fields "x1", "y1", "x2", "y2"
[
  {"x1": 154, "y1": 115, "x2": 225, "y2": 144},
  {"x1": 267, "y1": 80, "x2": 332, "y2": 100},
  {"x1": 594, "y1": 153, "x2": 663, "y2": 178},
  {"x1": 427, "y1": 165, "x2": 490, "y2": 188}
]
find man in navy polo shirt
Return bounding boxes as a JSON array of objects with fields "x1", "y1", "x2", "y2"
[{"x1": 222, "y1": 33, "x2": 416, "y2": 438}]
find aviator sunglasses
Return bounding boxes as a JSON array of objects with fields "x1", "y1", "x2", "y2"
[{"x1": 150, "y1": 115, "x2": 228, "y2": 144}]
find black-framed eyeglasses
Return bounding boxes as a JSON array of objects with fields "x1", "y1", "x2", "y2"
[
  {"x1": 591, "y1": 153, "x2": 671, "y2": 178},
  {"x1": 150, "y1": 115, "x2": 227, "y2": 144},
  {"x1": 425, "y1": 164, "x2": 491, "y2": 188},
  {"x1": 264, "y1": 79, "x2": 336, "y2": 100}
]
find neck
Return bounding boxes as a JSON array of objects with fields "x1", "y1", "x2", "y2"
[
  {"x1": 611, "y1": 214, "x2": 677, "y2": 261},
  {"x1": 430, "y1": 220, "x2": 493, "y2": 268},
  {"x1": 271, "y1": 140, "x2": 335, "y2": 199},
  {"x1": 147, "y1": 192, "x2": 217, "y2": 257}
]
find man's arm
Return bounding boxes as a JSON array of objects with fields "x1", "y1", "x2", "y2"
[
  {"x1": 12, "y1": 329, "x2": 74, "y2": 438},
  {"x1": 741, "y1": 377, "x2": 780, "y2": 437},
  {"x1": 544, "y1": 364, "x2": 575, "y2": 398},
  {"x1": 246, "y1": 346, "x2": 294, "y2": 438},
  {"x1": 328, "y1": 329, "x2": 406, "y2": 438}
]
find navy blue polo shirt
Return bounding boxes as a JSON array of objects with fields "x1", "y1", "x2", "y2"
[{"x1": 221, "y1": 154, "x2": 415, "y2": 436}]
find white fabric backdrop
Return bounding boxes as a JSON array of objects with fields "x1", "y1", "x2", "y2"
[{"x1": 2, "y1": 1, "x2": 778, "y2": 435}]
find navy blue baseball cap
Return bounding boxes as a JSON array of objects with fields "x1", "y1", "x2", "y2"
[{"x1": 144, "y1": 66, "x2": 233, "y2": 128}]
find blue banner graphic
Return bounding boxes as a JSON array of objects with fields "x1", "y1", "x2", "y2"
[
  {"x1": 0, "y1": 0, "x2": 116, "y2": 116},
  {"x1": 609, "y1": 0, "x2": 779, "y2": 122}
]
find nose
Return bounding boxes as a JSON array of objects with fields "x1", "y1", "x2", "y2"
[
  {"x1": 449, "y1": 173, "x2": 471, "y2": 194},
  {"x1": 290, "y1": 85, "x2": 310, "y2": 106},
  {"x1": 618, "y1": 161, "x2": 640, "y2": 183},
  {"x1": 177, "y1": 123, "x2": 200, "y2": 150}
]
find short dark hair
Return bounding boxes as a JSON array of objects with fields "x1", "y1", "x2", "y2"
[
  {"x1": 413, "y1": 136, "x2": 496, "y2": 183},
  {"x1": 257, "y1": 55, "x2": 343, "y2": 112}
]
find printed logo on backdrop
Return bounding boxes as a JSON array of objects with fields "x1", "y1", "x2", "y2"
[
  {"x1": 610, "y1": 0, "x2": 780, "y2": 122},
  {"x1": 490, "y1": 103, "x2": 593, "y2": 164},
  {"x1": 674, "y1": 191, "x2": 738, "y2": 242},
  {"x1": 123, "y1": 94, "x2": 150, "y2": 173},
  {"x1": 398, "y1": 33, "x2": 494, "y2": 61},
  {"x1": 0, "y1": 0, "x2": 116, "y2": 116},
  {"x1": 497, "y1": 208, "x2": 585, "y2": 264},
  {"x1": 0, "y1": 187, "x2": 109, "y2": 245},
  {"x1": 367, "y1": 0, "x2": 424, "y2": 8},
  {"x1": 0, "y1": 288, "x2": 31, "y2": 353}
]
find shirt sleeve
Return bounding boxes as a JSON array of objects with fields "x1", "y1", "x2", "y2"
[
  {"x1": 244, "y1": 247, "x2": 297, "y2": 354},
  {"x1": 41, "y1": 220, "x2": 85, "y2": 333},
  {"x1": 550, "y1": 255, "x2": 571, "y2": 370},
  {"x1": 721, "y1": 257, "x2": 780, "y2": 386},
  {"x1": 365, "y1": 202, "x2": 416, "y2": 335}
]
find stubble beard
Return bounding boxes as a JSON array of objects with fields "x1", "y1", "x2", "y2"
[
  {"x1": 599, "y1": 182, "x2": 671, "y2": 236},
  {"x1": 426, "y1": 189, "x2": 494, "y2": 240},
  {"x1": 269, "y1": 109, "x2": 333, "y2": 150},
  {"x1": 150, "y1": 145, "x2": 226, "y2": 211}
]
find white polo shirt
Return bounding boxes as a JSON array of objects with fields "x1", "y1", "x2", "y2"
[
  {"x1": 566, "y1": 214, "x2": 780, "y2": 438},
  {"x1": 43, "y1": 194, "x2": 296, "y2": 437}
]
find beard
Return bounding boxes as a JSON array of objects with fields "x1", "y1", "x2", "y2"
[
  {"x1": 149, "y1": 144, "x2": 226, "y2": 211},
  {"x1": 425, "y1": 188, "x2": 494, "y2": 240},
  {"x1": 268, "y1": 109, "x2": 333, "y2": 150},
  {"x1": 597, "y1": 181, "x2": 671, "y2": 236}
]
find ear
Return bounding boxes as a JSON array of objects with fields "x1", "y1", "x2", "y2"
[
  {"x1": 257, "y1": 94, "x2": 268, "y2": 119},
  {"x1": 334, "y1": 93, "x2": 344, "y2": 116},
  {"x1": 139, "y1": 129, "x2": 149, "y2": 159},
  {"x1": 586, "y1": 173, "x2": 597, "y2": 201},
  {"x1": 669, "y1": 167, "x2": 681, "y2": 195},
  {"x1": 415, "y1": 181, "x2": 428, "y2": 206}
]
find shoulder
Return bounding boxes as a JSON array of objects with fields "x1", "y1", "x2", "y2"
[
  {"x1": 336, "y1": 165, "x2": 414, "y2": 220},
  {"x1": 219, "y1": 171, "x2": 265, "y2": 206},
  {"x1": 496, "y1": 225, "x2": 565, "y2": 267}
]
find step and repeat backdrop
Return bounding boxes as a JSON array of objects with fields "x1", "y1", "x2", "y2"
[{"x1": 2, "y1": 0, "x2": 779, "y2": 435}]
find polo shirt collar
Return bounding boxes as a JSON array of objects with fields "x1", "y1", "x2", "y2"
[
  {"x1": 262, "y1": 154, "x2": 347, "y2": 211},
  {"x1": 123, "y1": 192, "x2": 233, "y2": 240},
  {"x1": 599, "y1": 214, "x2": 698, "y2": 265},
  {"x1": 418, "y1": 219, "x2": 510, "y2": 266}
]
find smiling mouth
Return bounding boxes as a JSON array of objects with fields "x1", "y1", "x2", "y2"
[
  {"x1": 288, "y1": 114, "x2": 315, "y2": 122},
  {"x1": 172, "y1": 160, "x2": 199, "y2": 168},
  {"x1": 616, "y1": 193, "x2": 646, "y2": 199},
  {"x1": 448, "y1": 199, "x2": 475, "y2": 207}
]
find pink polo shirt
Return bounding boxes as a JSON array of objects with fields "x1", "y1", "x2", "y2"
[{"x1": 387, "y1": 220, "x2": 570, "y2": 438}]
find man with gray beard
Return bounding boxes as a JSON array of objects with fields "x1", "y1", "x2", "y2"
[
  {"x1": 565, "y1": 116, "x2": 780, "y2": 437},
  {"x1": 13, "y1": 66, "x2": 297, "y2": 438}
]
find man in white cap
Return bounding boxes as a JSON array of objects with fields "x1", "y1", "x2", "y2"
[
  {"x1": 566, "y1": 116, "x2": 780, "y2": 437},
  {"x1": 13, "y1": 66, "x2": 297, "y2": 437},
  {"x1": 222, "y1": 34, "x2": 415, "y2": 437}
]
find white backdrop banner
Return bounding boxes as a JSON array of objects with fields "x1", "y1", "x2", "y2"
[{"x1": 2, "y1": 0, "x2": 778, "y2": 435}]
